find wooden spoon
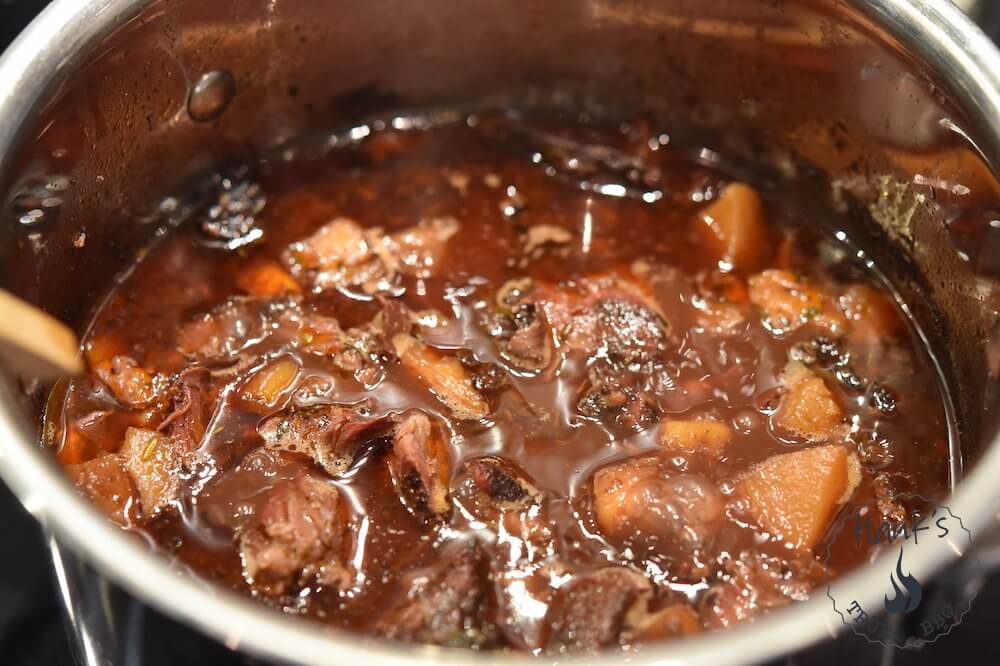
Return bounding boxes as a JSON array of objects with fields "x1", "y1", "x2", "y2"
[{"x1": 0, "y1": 289, "x2": 83, "y2": 380}]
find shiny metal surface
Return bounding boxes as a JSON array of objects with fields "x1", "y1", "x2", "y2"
[
  {"x1": 856, "y1": 0, "x2": 1000, "y2": 167},
  {"x1": 0, "y1": 1, "x2": 999, "y2": 665},
  {"x1": 49, "y1": 534, "x2": 125, "y2": 666}
]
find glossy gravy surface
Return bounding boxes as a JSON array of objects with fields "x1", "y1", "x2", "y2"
[{"x1": 49, "y1": 115, "x2": 952, "y2": 653}]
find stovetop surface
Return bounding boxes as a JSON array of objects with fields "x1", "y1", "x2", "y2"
[{"x1": 2, "y1": 1, "x2": 1000, "y2": 664}]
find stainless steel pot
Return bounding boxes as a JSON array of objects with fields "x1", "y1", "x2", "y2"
[{"x1": 1, "y1": 1, "x2": 1000, "y2": 664}]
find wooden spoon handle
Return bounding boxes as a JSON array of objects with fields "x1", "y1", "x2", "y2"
[{"x1": 0, "y1": 289, "x2": 83, "y2": 380}]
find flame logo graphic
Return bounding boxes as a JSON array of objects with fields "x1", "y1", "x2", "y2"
[{"x1": 884, "y1": 547, "x2": 922, "y2": 614}]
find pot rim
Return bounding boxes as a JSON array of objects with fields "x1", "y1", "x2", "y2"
[{"x1": 1, "y1": 1, "x2": 999, "y2": 664}]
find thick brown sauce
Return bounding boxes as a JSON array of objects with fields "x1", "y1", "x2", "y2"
[{"x1": 49, "y1": 114, "x2": 952, "y2": 653}]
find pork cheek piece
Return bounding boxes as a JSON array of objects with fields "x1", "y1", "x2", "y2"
[
  {"x1": 376, "y1": 544, "x2": 497, "y2": 647},
  {"x1": 239, "y1": 475, "x2": 351, "y2": 596},
  {"x1": 258, "y1": 404, "x2": 389, "y2": 477}
]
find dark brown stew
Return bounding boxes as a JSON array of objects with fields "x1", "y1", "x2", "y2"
[{"x1": 46, "y1": 114, "x2": 953, "y2": 653}]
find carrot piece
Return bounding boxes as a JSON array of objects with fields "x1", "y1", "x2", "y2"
[
  {"x1": 737, "y1": 444, "x2": 861, "y2": 551},
  {"x1": 659, "y1": 419, "x2": 732, "y2": 455},
  {"x1": 57, "y1": 424, "x2": 97, "y2": 465},
  {"x1": 592, "y1": 457, "x2": 661, "y2": 540},
  {"x1": 241, "y1": 356, "x2": 300, "y2": 409},
  {"x1": 84, "y1": 334, "x2": 127, "y2": 369},
  {"x1": 391, "y1": 333, "x2": 489, "y2": 420},
  {"x1": 236, "y1": 258, "x2": 302, "y2": 297},
  {"x1": 697, "y1": 183, "x2": 767, "y2": 271},
  {"x1": 748, "y1": 269, "x2": 847, "y2": 335},
  {"x1": 839, "y1": 284, "x2": 903, "y2": 343}
]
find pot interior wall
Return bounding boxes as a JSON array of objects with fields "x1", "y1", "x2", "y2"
[{"x1": 2, "y1": 0, "x2": 999, "y2": 472}]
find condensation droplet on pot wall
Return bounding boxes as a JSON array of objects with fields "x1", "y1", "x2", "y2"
[
  {"x1": 11, "y1": 175, "x2": 68, "y2": 229},
  {"x1": 188, "y1": 70, "x2": 236, "y2": 123}
]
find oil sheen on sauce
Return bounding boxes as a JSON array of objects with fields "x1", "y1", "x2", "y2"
[{"x1": 49, "y1": 113, "x2": 953, "y2": 653}]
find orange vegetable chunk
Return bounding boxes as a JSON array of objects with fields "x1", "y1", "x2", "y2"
[
  {"x1": 748, "y1": 269, "x2": 847, "y2": 335},
  {"x1": 738, "y1": 444, "x2": 860, "y2": 551},
  {"x1": 774, "y1": 362, "x2": 844, "y2": 441},
  {"x1": 241, "y1": 356, "x2": 301, "y2": 409},
  {"x1": 84, "y1": 334, "x2": 127, "y2": 369},
  {"x1": 236, "y1": 258, "x2": 302, "y2": 297},
  {"x1": 697, "y1": 182, "x2": 766, "y2": 271},
  {"x1": 391, "y1": 333, "x2": 489, "y2": 420},
  {"x1": 839, "y1": 283, "x2": 903, "y2": 344},
  {"x1": 659, "y1": 419, "x2": 732, "y2": 455}
]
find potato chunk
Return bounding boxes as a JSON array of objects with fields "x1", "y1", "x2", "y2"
[
  {"x1": 659, "y1": 419, "x2": 733, "y2": 455},
  {"x1": 737, "y1": 444, "x2": 861, "y2": 551},
  {"x1": 391, "y1": 333, "x2": 489, "y2": 420},
  {"x1": 119, "y1": 427, "x2": 184, "y2": 518},
  {"x1": 748, "y1": 269, "x2": 846, "y2": 335},
  {"x1": 774, "y1": 362, "x2": 844, "y2": 441},
  {"x1": 696, "y1": 182, "x2": 766, "y2": 271}
]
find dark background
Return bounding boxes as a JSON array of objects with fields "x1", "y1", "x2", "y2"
[{"x1": 2, "y1": 0, "x2": 1000, "y2": 664}]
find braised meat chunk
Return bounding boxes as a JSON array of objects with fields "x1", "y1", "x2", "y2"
[
  {"x1": 50, "y1": 114, "x2": 952, "y2": 653},
  {"x1": 177, "y1": 297, "x2": 269, "y2": 361},
  {"x1": 239, "y1": 475, "x2": 350, "y2": 596},
  {"x1": 543, "y1": 567, "x2": 652, "y2": 653},
  {"x1": 701, "y1": 551, "x2": 828, "y2": 629},
  {"x1": 67, "y1": 454, "x2": 139, "y2": 526},
  {"x1": 158, "y1": 367, "x2": 214, "y2": 450},
  {"x1": 577, "y1": 368, "x2": 659, "y2": 431},
  {"x1": 376, "y1": 544, "x2": 497, "y2": 648},
  {"x1": 492, "y1": 301, "x2": 554, "y2": 373},
  {"x1": 120, "y1": 427, "x2": 187, "y2": 518},
  {"x1": 387, "y1": 411, "x2": 453, "y2": 516},
  {"x1": 465, "y1": 456, "x2": 541, "y2": 509},
  {"x1": 93, "y1": 355, "x2": 159, "y2": 408},
  {"x1": 542, "y1": 276, "x2": 669, "y2": 367},
  {"x1": 283, "y1": 216, "x2": 458, "y2": 294},
  {"x1": 259, "y1": 404, "x2": 387, "y2": 478},
  {"x1": 592, "y1": 456, "x2": 725, "y2": 578}
]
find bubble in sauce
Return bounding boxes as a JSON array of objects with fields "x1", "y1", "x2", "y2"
[
  {"x1": 11, "y1": 176, "x2": 66, "y2": 228},
  {"x1": 188, "y1": 70, "x2": 236, "y2": 122}
]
